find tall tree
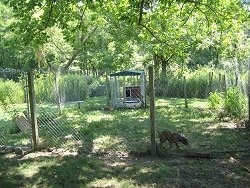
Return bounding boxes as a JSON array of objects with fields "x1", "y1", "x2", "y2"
[{"x1": 2, "y1": 0, "x2": 249, "y2": 72}]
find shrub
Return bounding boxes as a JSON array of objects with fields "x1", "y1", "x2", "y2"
[
  {"x1": 0, "y1": 79, "x2": 24, "y2": 107},
  {"x1": 208, "y1": 92, "x2": 224, "y2": 110},
  {"x1": 187, "y1": 72, "x2": 209, "y2": 98},
  {"x1": 224, "y1": 87, "x2": 246, "y2": 119},
  {"x1": 208, "y1": 87, "x2": 247, "y2": 119}
]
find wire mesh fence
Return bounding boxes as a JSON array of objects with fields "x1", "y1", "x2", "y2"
[
  {"x1": 153, "y1": 65, "x2": 250, "y2": 155},
  {"x1": 1, "y1": 66, "x2": 249, "y2": 157},
  {"x1": 0, "y1": 70, "x2": 32, "y2": 152},
  {"x1": 31, "y1": 70, "x2": 150, "y2": 155}
]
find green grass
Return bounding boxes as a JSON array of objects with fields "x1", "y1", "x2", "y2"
[
  {"x1": 1, "y1": 96, "x2": 250, "y2": 187},
  {"x1": 0, "y1": 150, "x2": 249, "y2": 188}
]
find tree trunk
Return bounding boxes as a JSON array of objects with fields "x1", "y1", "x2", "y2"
[
  {"x1": 153, "y1": 53, "x2": 160, "y2": 77},
  {"x1": 161, "y1": 59, "x2": 167, "y2": 77}
]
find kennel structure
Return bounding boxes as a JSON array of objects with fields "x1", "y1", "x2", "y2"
[{"x1": 110, "y1": 70, "x2": 146, "y2": 108}]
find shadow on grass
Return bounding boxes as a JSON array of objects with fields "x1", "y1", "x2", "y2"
[{"x1": 0, "y1": 150, "x2": 250, "y2": 188}]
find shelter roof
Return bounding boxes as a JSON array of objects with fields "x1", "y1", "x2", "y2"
[{"x1": 110, "y1": 70, "x2": 144, "y2": 77}]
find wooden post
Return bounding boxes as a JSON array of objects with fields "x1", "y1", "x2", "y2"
[
  {"x1": 235, "y1": 71, "x2": 238, "y2": 87},
  {"x1": 183, "y1": 76, "x2": 188, "y2": 109},
  {"x1": 149, "y1": 65, "x2": 156, "y2": 156},
  {"x1": 219, "y1": 73, "x2": 221, "y2": 92},
  {"x1": 222, "y1": 74, "x2": 226, "y2": 92},
  {"x1": 55, "y1": 72, "x2": 62, "y2": 114},
  {"x1": 105, "y1": 71, "x2": 111, "y2": 108},
  {"x1": 208, "y1": 72, "x2": 214, "y2": 93},
  {"x1": 248, "y1": 62, "x2": 250, "y2": 128},
  {"x1": 28, "y1": 70, "x2": 39, "y2": 151},
  {"x1": 25, "y1": 76, "x2": 30, "y2": 122}
]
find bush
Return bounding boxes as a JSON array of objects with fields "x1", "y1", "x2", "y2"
[
  {"x1": 208, "y1": 87, "x2": 247, "y2": 119},
  {"x1": 224, "y1": 87, "x2": 246, "y2": 119},
  {"x1": 187, "y1": 72, "x2": 209, "y2": 98},
  {"x1": 0, "y1": 79, "x2": 24, "y2": 106},
  {"x1": 208, "y1": 92, "x2": 224, "y2": 110}
]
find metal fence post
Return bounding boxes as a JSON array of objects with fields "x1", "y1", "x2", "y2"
[
  {"x1": 28, "y1": 70, "x2": 39, "y2": 151},
  {"x1": 149, "y1": 65, "x2": 156, "y2": 156}
]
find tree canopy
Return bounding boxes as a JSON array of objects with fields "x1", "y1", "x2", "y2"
[{"x1": 0, "y1": 0, "x2": 249, "y2": 74}]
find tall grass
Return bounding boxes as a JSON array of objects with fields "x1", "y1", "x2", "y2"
[
  {"x1": 155, "y1": 66, "x2": 243, "y2": 99},
  {"x1": 35, "y1": 73, "x2": 106, "y2": 103},
  {"x1": 0, "y1": 66, "x2": 246, "y2": 106}
]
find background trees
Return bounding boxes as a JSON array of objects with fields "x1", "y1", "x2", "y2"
[{"x1": 0, "y1": 0, "x2": 249, "y2": 75}]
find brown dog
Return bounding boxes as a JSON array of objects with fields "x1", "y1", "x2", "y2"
[{"x1": 158, "y1": 130, "x2": 188, "y2": 150}]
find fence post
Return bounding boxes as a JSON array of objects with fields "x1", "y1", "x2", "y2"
[
  {"x1": 28, "y1": 70, "x2": 39, "y2": 151},
  {"x1": 105, "y1": 71, "x2": 111, "y2": 108},
  {"x1": 248, "y1": 62, "x2": 250, "y2": 128},
  {"x1": 222, "y1": 74, "x2": 226, "y2": 92},
  {"x1": 183, "y1": 76, "x2": 188, "y2": 109},
  {"x1": 149, "y1": 65, "x2": 156, "y2": 156},
  {"x1": 208, "y1": 72, "x2": 214, "y2": 93},
  {"x1": 55, "y1": 71, "x2": 62, "y2": 114}
]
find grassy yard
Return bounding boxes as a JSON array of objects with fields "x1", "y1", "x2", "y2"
[{"x1": 0, "y1": 97, "x2": 250, "y2": 187}]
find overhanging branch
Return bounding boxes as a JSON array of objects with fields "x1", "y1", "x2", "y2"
[
  {"x1": 63, "y1": 26, "x2": 98, "y2": 69},
  {"x1": 138, "y1": 0, "x2": 145, "y2": 24}
]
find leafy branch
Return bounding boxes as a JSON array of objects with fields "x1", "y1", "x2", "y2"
[{"x1": 64, "y1": 26, "x2": 98, "y2": 69}]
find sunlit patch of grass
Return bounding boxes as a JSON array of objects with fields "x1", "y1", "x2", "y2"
[
  {"x1": 37, "y1": 103, "x2": 60, "y2": 111},
  {"x1": 156, "y1": 98, "x2": 212, "y2": 123},
  {"x1": 65, "y1": 112, "x2": 81, "y2": 120},
  {"x1": 18, "y1": 159, "x2": 57, "y2": 178},
  {"x1": 78, "y1": 96, "x2": 107, "y2": 111},
  {"x1": 85, "y1": 112, "x2": 114, "y2": 123},
  {"x1": 139, "y1": 167, "x2": 156, "y2": 174},
  {"x1": 93, "y1": 135, "x2": 126, "y2": 152},
  {"x1": 86, "y1": 177, "x2": 141, "y2": 188},
  {"x1": 188, "y1": 98, "x2": 208, "y2": 108}
]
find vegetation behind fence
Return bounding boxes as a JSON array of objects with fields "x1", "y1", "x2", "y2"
[{"x1": 0, "y1": 66, "x2": 249, "y2": 157}]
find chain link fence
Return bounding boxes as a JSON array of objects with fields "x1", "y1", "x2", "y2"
[
  {"x1": 1, "y1": 66, "x2": 249, "y2": 157},
  {"x1": 0, "y1": 69, "x2": 32, "y2": 152},
  {"x1": 153, "y1": 64, "x2": 250, "y2": 155},
  {"x1": 30, "y1": 70, "x2": 150, "y2": 155}
]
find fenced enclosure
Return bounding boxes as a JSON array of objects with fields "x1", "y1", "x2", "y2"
[
  {"x1": 151, "y1": 64, "x2": 250, "y2": 157},
  {"x1": 0, "y1": 69, "x2": 151, "y2": 154},
  {"x1": 0, "y1": 66, "x2": 249, "y2": 158}
]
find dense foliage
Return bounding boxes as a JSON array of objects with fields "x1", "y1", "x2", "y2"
[
  {"x1": 0, "y1": 0, "x2": 249, "y2": 74},
  {"x1": 0, "y1": 1, "x2": 249, "y2": 117}
]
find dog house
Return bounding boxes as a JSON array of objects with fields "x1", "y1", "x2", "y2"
[{"x1": 110, "y1": 70, "x2": 146, "y2": 108}]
